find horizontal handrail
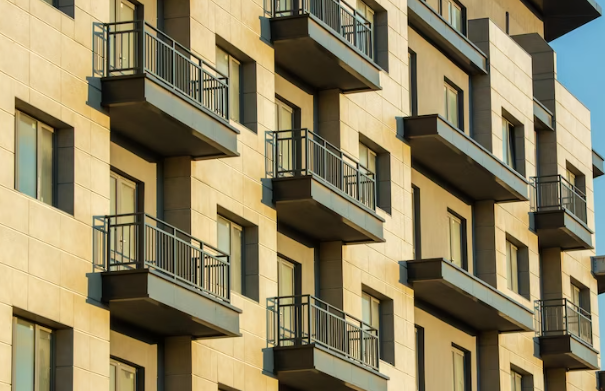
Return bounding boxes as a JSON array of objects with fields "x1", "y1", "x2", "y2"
[
  {"x1": 535, "y1": 298, "x2": 592, "y2": 346},
  {"x1": 272, "y1": 129, "x2": 377, "y2": 210},
  {"x1": 271, "y1": 0, "x2": 374, "y2": 58},
  {"x1": 104, "y1": 213, "x2": 230, "y2": 302},
  {"x1": 103, "y1": 20, "x2": 229, "y2": 121},
  {"x1": 529, "y1": 175, "x2": 587, "y2": 224},
  {"x1": 267, "y1": 294, "x2": 380, "y2": 370}
]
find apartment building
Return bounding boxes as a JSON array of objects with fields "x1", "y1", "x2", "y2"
[{"x1": 0, "y1": 0, "x2": 603, "y2": 390}]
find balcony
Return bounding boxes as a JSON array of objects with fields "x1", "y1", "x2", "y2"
[
  {"x1": 269, "y1": 0, "x2": 381, "y2": 92},
  {"x1": 591, "y1": 256, "x2": 605, "y2": 294},
  {"x1": 101, "y1": 21, "x2": 239, "y2": 159},
  {"x1": 530, "y1": 175, "x2": 593, "y2": 250},
  {"x1": 267, "y1": 295, "x2": 388, "y2": 391},
  {"x1": 403, "y1": 115, "x2": 529, "y2": 202},
  {"x1": 534, "y1": 98, "x2": 554, "y2": 131},
  {"x1": 407, "y1": 0, "x2": 487, "y2": 74},
  {"x1": 405, "y1": 258, "x2": 534, "y2": 333},
  {"x1": 535, "y1": 299, "x2": 598, "y2": 370},
  {"x1": 271, "y1": 129, "x2": 384, "y2": 244},
  {"x1": 101, "y1": 213, "x2": 241, "y2": 338},
  {"x1": 593, "y1": 150, "x2": 604, "y2": 179},
  {"x1": 526, "y1": 0, "x2": 602, "y2": 41}
]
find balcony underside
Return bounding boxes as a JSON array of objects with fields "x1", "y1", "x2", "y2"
[
  {"x1": 527, "y1": 0, "x2": 602, "y2": 41},
  {"x1": 272, "y1": 345, "x2": 388, "y2": 391},
  {"x1": 534, "y1": 99, "x2": 554, "y2": 131},
  {"x1": 404, "y1": 115, "x2": 529, "y2": 202},
  {"x1": 539, "y1": 335, "x2": 599, "y2": 371},
  {"x1": 534, "y1": 210, "x2": 593, "y2": 250},
  {"x1": 593, "y1": 150, "x2": 604, "y2": 179},
  {"x1": 101, "y1": 74, "x2": 239, "y2": 160},
  {"x1": 405, "y1": 258, "x2": 534, "y2": 333},
  {"x1": 407, "y1": 0, "x2": 487, "y2": 75},
  {"x1": 272, "y1": 176, "x2": 384, "y2": 244},
  {"x1": 270, "y1": 15, "x2": 381, "y2": 92},
  {"x1": 101, "y1": 269, "x2": 241, "y2": 339}
]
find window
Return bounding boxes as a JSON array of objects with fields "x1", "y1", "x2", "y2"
[
  {"x1": 443, "y1": 0, "x2": 464, "y2": 33},
  {"x1": 275, "y1": 98, "x2": 294, "y2": 131},
  {"x1": 447, "y1": 212, "x2": 464, "y2": 268},
  {"x1": 565, "y1": 168, "x2": 576, "y2": 187},
  {"x1": 217, "y1": 216, "x2": 244, "y2": 294},
  {"x1": 415, "y1": 326, "x2": 425, "y2": 391},
  {"x1": 216, "y1": 47, "x2": 241, "y2": 122},
  {"x1": 356, "y1": 0, "x2": 374, "y2": 56},
  {"x1": 359, "y1": 142, "x2": 377, "y2": 207},
  {"x1": 15, "y1": 111, "x2": 55, "y2": 206},
  {"x1": 110, "y1": 359, "x2": 137, "y2": 391},
  {"x1": 362, "y1": 292, "x2": 380, "y2": 330},
  {"x1": 511, "y1": 370, "x2": 522, "y2": 391},
  {"x1": 359, "y1": 142, "x2": 377, "y2": 175},
  {"x1": 444, "y1": 82, "x2": 459, "y2": 128},
  {"x1": 408, "y1": 50, "x2": 418, "y2": 116},
  {"x1": 12, "y1": 317, "x2": 53, "y2": 391},
  {"x1": 502, "y1": 118, "x2": 516, "y2": 169},
  {"x1": 412, "y1": 186, "x2": 421, "y2": 260},
  {"x1": 109, "y1": 172, "x2": 137, "y2": 264},
  {"x1": 452, "y1": 346, "x2": 468, "y2": 391},
  {"x1": 570, "y1": 283, "x2": 583, "y2": 308},
  {"x1": 506, "y1": 240, "x2": 519, "y2": 293}
]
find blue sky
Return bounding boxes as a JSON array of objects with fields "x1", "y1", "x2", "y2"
[{"x1": 550, "y1": 0, "x2": 605, "y2": 360}]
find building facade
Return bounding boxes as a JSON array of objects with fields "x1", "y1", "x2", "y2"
[{"x1": 0, "y1": 0, "x2": 603, "y2": 390}]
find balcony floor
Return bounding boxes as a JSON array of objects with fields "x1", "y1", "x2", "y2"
[
  {"x1": 102, "y1": 74, "x2": 239, "y2": 159},
  {"x1": 539, "y1": 335, "x2": 599, "y2": 371},
  {"x1": 533, "y1": 210, "x2": 593, "y2": 250},
  {"x1": 101, "y1": 269, "x2": 241, "y2": 339},
  {"x1": 270, "y1": 14, "x2": 381, "y2": 92},
  {"x1": 272, "y1": 176, "x2": 384, "y2": 244},
  {"x1": 271, "y1": 345, "x2": 388, "y2": 391}
]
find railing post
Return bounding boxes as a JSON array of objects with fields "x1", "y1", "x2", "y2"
[
  {"x1": 137, "y1": 215, "x2": 145, "y2": 270},
  {"x1": 105, "y1": 24, "x2": 110, "y2": 76},
  {"x1": 173, "y1": 228, "x2": 178, "y2": 281},
  {"x1": 137, "y1": 22, "x2": 145, "y2": 74},
  {"x1": 106, "y1": 217, "x2": 112, "y2": 270},
  {"x1": 356, "y1": 166, "x2": 361, "y2": 202},
  {"x1": 171, "y1": 40, "x2": 176, "y2": 85}
]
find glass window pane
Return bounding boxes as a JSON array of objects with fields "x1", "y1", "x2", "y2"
[
  {"x1": 216, "y1": 47, "x2": 229, "y2": 76},
  {"x1": 447, "y1": 88, "x2": 458, "y2": 127},
  {"x1": 278, "y1": 258, "x2": 295, "y2": 297},
  {"x1": 110, "y1": 364, "x2": 117, "y2": 391},
  {"x1": 371, "y1": 298, "x2": 380, "y2": 329},
  {"x1": 39, "y1": 126, "x2": 54, "y2": 205},
  {"x1": 510, "y1": 244, "x2": 518, "y2": 292},
  {"x1": 452, "y1": 348, "x2": 465, "y2": 391},
  {"x1": 13, "y1": 318, "x2": 35, "y2": 391},
  {"x1": 36, "y1": 327, "x2": 52, "y2": 391},
  {"x1": 229, "y1": 59, "x2": 240, "y2": 122},
  {"x1": 119, "y1": 182, "x2": 136, "y2": 215},
  {"x1": 217, "y1": 217, "x2": 231, "y2": 255},
  {"x1": 278, "y1": 104, "x2": 293, "y2": 131},
  {"x1": 231, "y1": 225, "x2": 243, "y2": 294},
  {"x1": 16, "y1": 113, "x2": 38, "y2": 199},
  {"x1": 362, "y1": 292, "x2": 371, "y2": 325},
  {"x1": 359, "y1": 143, "x2": 368, "y2": 167},
  {"x1": 118, "y1": 367, "x2": 136, "y2": 391},
  {"x1": 449, "y1": 215, "x2": 462, "y2": 267},
  {"x1": 368, "y1": 150, "x2": 377, "y2": 174}
]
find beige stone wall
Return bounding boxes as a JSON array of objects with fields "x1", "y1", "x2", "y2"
[
  {"x1": 409, "y1": 28, "x2": 471, "y2": 134},
  {"x1": 0, "y1": 0, "x2": 112, "y2": 389},
  {"x1": 0, "y1": 0, "x2": 600, "y2": 391},
  {"x1": 415, "y1": 308, "x2": 478, "y2": 391}
]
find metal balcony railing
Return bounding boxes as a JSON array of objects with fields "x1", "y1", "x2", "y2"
[
  {"x1": 530, "y1": 175, "x2": 587, "y2": 224},
  {"x1": 105, "y1": 213, "x2": 230, "y2": 302},
  {"x1": 104, "y1": 21, "x2": 229, "y2": 121},
  {"x1": 272, "y1": 129, "x2": 377, "y2": 210},
  {"x1": 267, "y1": 295, "x2": 380, "y2": 370},
  {"x1": 271, "y1": 0, "x2": 374, "y2": 59},
  {"x1": 535, "y1": 298, "x2": 592, "y2": 346}
]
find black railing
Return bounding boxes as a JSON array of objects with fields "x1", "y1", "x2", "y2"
[
  {"x1": 104, "y1": 21, "x2": 229, "y2": 120},
  {"x1": 271, "y1": 0, "x2": 373, "y2": 58},
  {"x1": 273, "y1": 129, "x2": 377, "y2": 210},
  {"x1": 267, "y1": 295, "x2": 380, "y2": 370},
  {"x1": 535, "y1": 298, "x2": 592, "y2": 346},
  {"x1": 105, "y1": 213, "x2": 230, "y2": 302},
  {"x1": 530, "y1": 175, "x2": 587, "y2": 224}
]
